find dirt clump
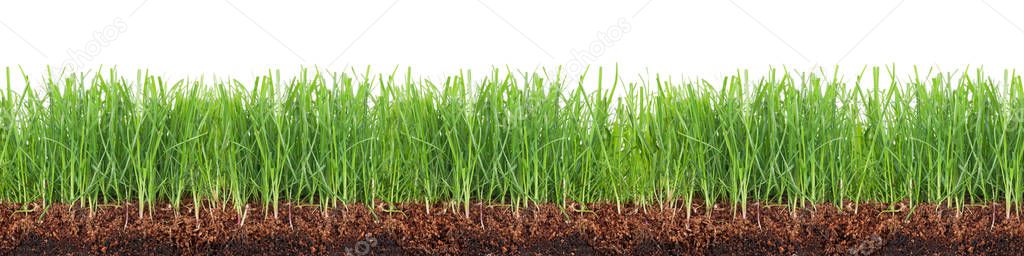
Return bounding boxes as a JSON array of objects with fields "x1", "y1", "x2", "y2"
[{"x1": 0, "y1": 202, "x2": 1021, "y2": 255}]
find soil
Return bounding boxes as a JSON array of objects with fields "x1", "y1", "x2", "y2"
[{"x1": 1, "y1": 201, "x2": 1022, "y2": 255}]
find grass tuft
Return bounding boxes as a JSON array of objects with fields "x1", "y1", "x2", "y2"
[{"x1": 0, "y1": 66, "x2": 1022, "y2": 218}]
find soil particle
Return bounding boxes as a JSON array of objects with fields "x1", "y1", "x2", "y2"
[{"x1": 0, "y1": 202, "x2": 1021, "y2": 255}]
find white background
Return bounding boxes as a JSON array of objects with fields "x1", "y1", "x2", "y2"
[{"x1": 2, "y1": 0, "x2": 1023, "y2": 88}]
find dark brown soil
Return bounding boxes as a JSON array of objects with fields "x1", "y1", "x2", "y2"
[{"x1": 1, "y1": 201, "x2": 1022, "y2": 255}]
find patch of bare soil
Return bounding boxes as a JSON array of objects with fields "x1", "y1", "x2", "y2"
[{"x1": 0, "y1": 202, "x2": 1021, "y2": 255}]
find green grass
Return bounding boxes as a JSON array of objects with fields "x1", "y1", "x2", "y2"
[{"x1": 0, "y1": 66, "x2": 1022, "y2": 218}]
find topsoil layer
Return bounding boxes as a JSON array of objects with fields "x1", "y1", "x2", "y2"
[{"x1": 1, "y1": 201, "x2": 1022, "y2": 255}]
